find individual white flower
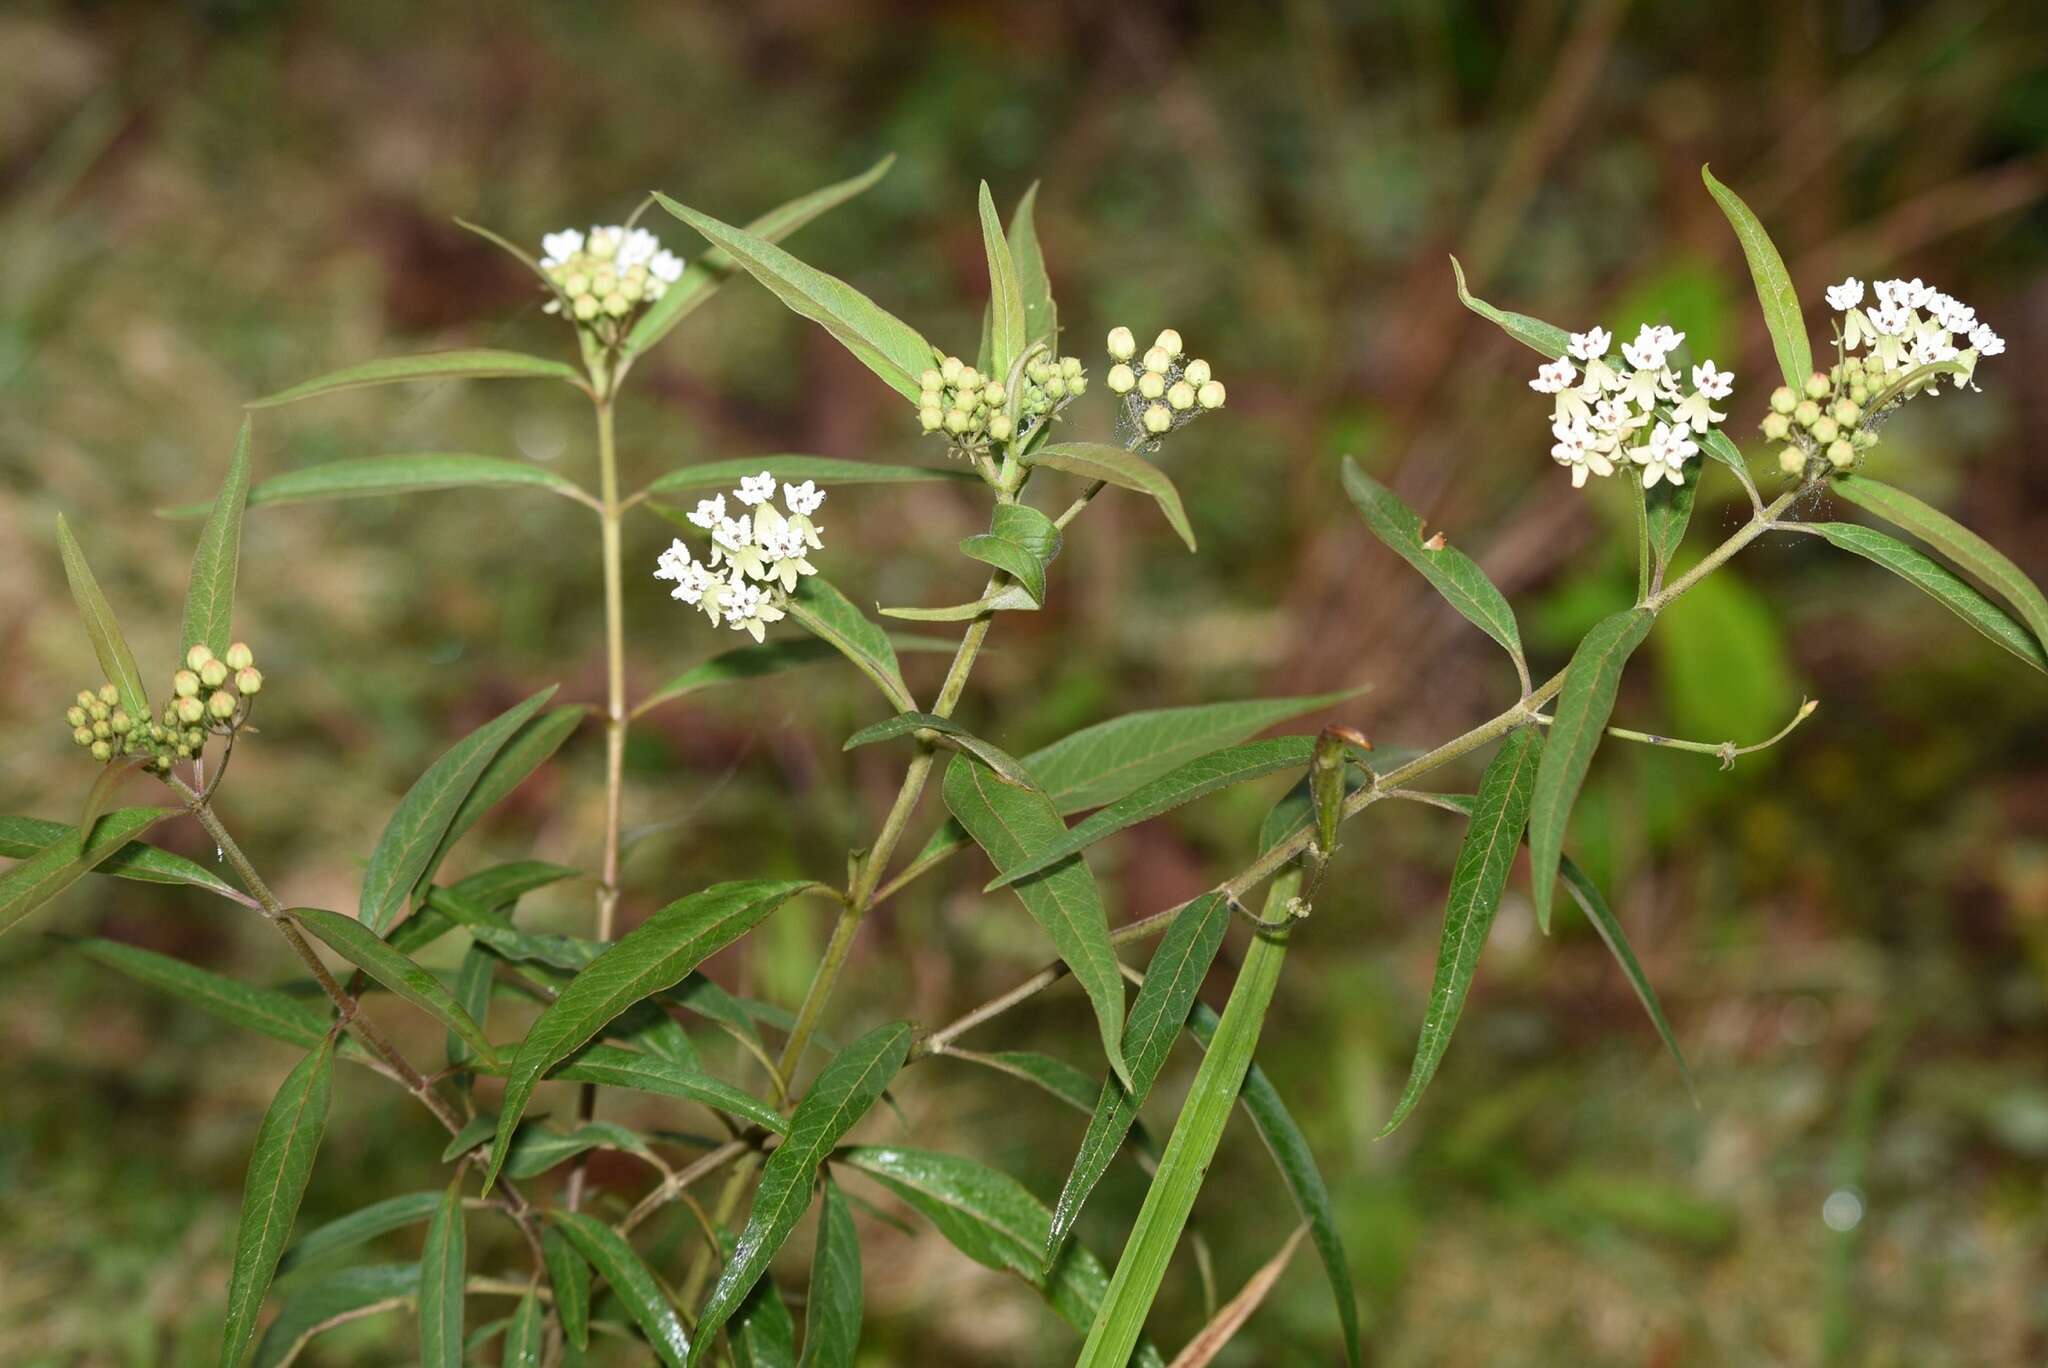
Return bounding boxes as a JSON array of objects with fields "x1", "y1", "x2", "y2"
[
  {"x1": 1968, "y1": 323, "x2": 2004, "y2": 357},
  {"x1": 1577, "y1": 356, "x2": 1624, "y2": 395},
  {"x1": 1908, "y1": 330, "x2": 1958, "y2": 368},
  {"x1": 587, "y1": 225, "x2": 623, "y2": 260},
  {"x1": 1620, "y1": 324, "x2": 1670, "y2": 371},
  {"x1": 712, "y1": 514, "x2": 770, "y2": 581},
  {"x1": 541, "y1": 228, "x2": 585, "y2": 268},
  {"x1": 1636, "y1": 421, "x2": 1696, "y2": 488},
  {"x1": 687, "y1": 494, "x2": 726, "y2": 530},
  {"x1": 618, "y1": 227, "x2": 660, "y2": 268},
  {"x1": 1671, "y1": 361, "x2": 1733, "y2": 434},
  {"x1": 1551, "y1": 417, "x2": 1615, "y2": 488},
  {"x1": 653, "y1": 537, "x2": 694, "y2": 584},
  {"x1": 650, "y1": 249, "x2": 685, "y2": 284},
  {"x1": 1618, "y1": 362, "x2": 1665, "y2": 412},
  {"x1": 758, "y1": 521, "x2": 816, "y2": 592},
  {"x1": 781, "y1": 480, "x2": 826, "y2": 549},
  {"x1": 1530, "y1": 358, "x2": 1577, "y2": 393},
  {"x1": 1868, "y1": 302, "x2": 1913, "y2": 337},
  {"x1": 1840, "y1": 306, "x2": 1876, "y2": 351},
  {"x1": 1691, "y1": 360, "x2": 1735, "y2": 401},
  {"x1": 723, "y1": 580, "x2": 785, "y2": 643},
  {"x1": 735, "y1": 471, "x2": 778, "y2": 507},
  {"x1": 1825, "y1": 276, "x2": 1864, "y2": 311},
  {"x1": 1567, "y1": 327, "x2": 1612, "y2": 362},
  {"x1": 1925, "y1": 292, "x2": 1973, "y2": 333}
]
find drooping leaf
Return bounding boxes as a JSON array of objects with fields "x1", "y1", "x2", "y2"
[
  {"x1": 162, "y1": 455, "x2": 591, "y2": 519},
  {"x1": 644, "y1": 455, "x2": 975, "y2": 502},
  {"x1": 278, "y1": 1192, "x2": 441, "y2": 1274},
  {"x1": 693, "y1": 1023, "x2": 911, "y2": 1365},
  {"x1": 181, "y1": 416, "x2": 254, "y2": 659},
  {"x1": 1164, "y1": 1225, "x2": 1309, "y2": 1368},
  {"x1": 958, "y1": 533, "x2": 1048, "y2": 605},
  {"x1": 502, "y1": 1291, "x2": 545, "y2": 1368},
  {"x1": 1, "y1": 806, "x2": 171, "y2": 936},
  {"x1": 877, "y1": 583, "x2": 1041, "y2": 620},
  {"x1": 943, "y1": 755, "x2": 1131, "y2": 1091},
  {"x1": 220, "y1": 1037, "x2": 336, "y2": 1367},
  {"x1": 955, "y1": 1050, "x2": 1103, "y2": 1115},
  {"x1": 784, "y1": 577, "x2": 916, "y2": 712},
  {"x1": 542, "y1": 1225, "x2": 591, "y2": 1352},
  {"x1": 1449, "y1": 255, "x2": 1569, "y2": 358},
  {"x1": 250, "y1": 1263, "x2": 416, "y2": 1368},
  {"x1": 289, "y1": 907, "x2": 500, "y2": 1066},
  {"x1": 1528, "y1": 608, "x2": 1656, "y2": 931},
  {"x1": 627, "y1": 154, "x2": 896, "y2": 359},
  {"x1": 0, "y1": 815, "x2": 237, "y2": 898},
  {"x1": 1007, "y1": 182, "x2": 1057, "y2": 352},
  {"x1": 1048, "y1": 891, "x2": 1229, "y2": 1261},
  {"x1": 1643, "y1": 451, "x2": 1701, "y2": 578},
  {"x1": 417, "y1": 1178, "x2": 466, "y2": 1368},
  {"x1": 55, "y1": 515, "x2": 149, "y2": 723},
  {"x1": 79, "y1": 757, "x2": 146, "y2": 849},
  {"x1": 547, "y1": 1210, "x2": 691, "y2": 1368},
  {"x1": 800, "y1": 1178, "x2": 863, "y2": 1368},
  {"x1": 1805, "y1": 522, "x2": 2047, "y2": 673},
  {"x1": 1702, "y1": 165, "x2": 1812, "y2": 393},
  {"x1": 541, "y1": 1043, "x2": 786, "y2": 1134},
  {"x1": 503, "y1": 1120, "x2": 657, "y2": 1180},
  {"x1": 247, "y1": 350, "x2": 586, "y2": 408},
  {"x1": 359, "y1": 686, "x2": 558, "y2": 934},
  {"x1": 1832, "y1": 473, "x2": 2048, "y2": 654},
  {"x1": 654, "y1": 193, "x2": 934, "y2": 403},
  {"x1": 484, "y1": 879, "x2": 819, "y2": 1191},
  {"x1": 417, "y1": 704, "x2": 587, "y2": 896},
  {"x1": 70, "y1": 937, "x2": 330, "y2": 1051},
  {"x1": 842, "y1": 711, "x2": 1037, "y2": 789},
  {"x1": 1557, "y1": 856, "x2": 1695, "y2": 1095},
  {"x1": 1341, "y1": 457, "x2": 1523, "y2": 669},
  {"x1": 1380, "y1": 727, "x2": 1543, "y2": 1136},
  {"x1": 1023, "y1": 443, "x2": 1195, "y2": 551},
  {"x1": 978, "y1": 181, "x2": 1027, "y2": 380},
  {"x1": 988, "y1": 737, "x2": 1320, "y2": 891},
  {"x1": 438, "y1": 1113, "x2": 496, "y2": 1163}
]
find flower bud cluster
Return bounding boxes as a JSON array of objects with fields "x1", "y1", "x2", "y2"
[
  {"x1": 539, "y1": 224, "x2": 685, "y2": 331},
  {"x1": 1104, "y1": 327, "x2": 1224, "y2": 445},
  {"x1": 916, "y1": 351, "x2": 1088, "y2": 455},
  {"x1": 64, "y1": 642, "x2": 262, "y2": 770},
  {"x1": 1530, "y1": 324, "x2": 1734, "y2": 490},
  {"x1": 655, "y1": 473, "x2": 827, "y2": 642}
]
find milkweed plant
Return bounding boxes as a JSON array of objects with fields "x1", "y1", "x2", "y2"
[{"x1": 9, "y1": 158, "x2": 2040, "y2": 1366}]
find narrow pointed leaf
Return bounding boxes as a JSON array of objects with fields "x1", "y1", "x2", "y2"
[
  {"x1": 955, "y1": 1050, "x2": 1103, "y2": 1114},
  {"x1": 359, "y1": 685, "x2": 557, "y2": 934},
  {"x1": 1165, "y1": 1225, "x2": 1308, "y2": 1368},
  {"x1": 729, "y1": 1264, "x2": 798, "y2": 1368},
  {"x1": 843, "y1": 711, "x2": 1037, "y2": 789},
  {"x1": 800, "y1": 1179, "x2": 862, "y2": 1368},
  {"x1": 163, "y1": 455, "x2": 589, "y2": 518},
  {"x1": 958, "y1": 533, "x2": 1047, "y2": 604},
  {"x1": 784, "y1": 577, "x2": 916, "y2": 711},
  {"x1": 1007, "y1": 183, "x2": 1056, "y2": 351},
  {"x1": 447, "y1": 943, "x2": 494, "y2": 1073},
  {"x1": 1024, "y1": 443, "x2": 1195, "y2": 551},
  {"x1": 2, "y1": 806, "x2": 171, "y2": 936},
  {"x1": 989, "y1": 737, "x2": 1319, "y2": 891},
  {"x1": 485, "y1": 879, "x2": 819, "y2": 1191},
  {"x1": 391, "y1": 859, "x2": 580, "y2": 957},
  {"x1": 1831, "y1": 474, "x2": 2048, "y2": 653},
  {"x1": 627, "y1": 154, "x2": 896, "y2": 358},
  {"x1": 1805, "y1": 522, "x2": 2046, "y2": 672},
  {"x1": 250, "y1": 1263, "x2": 415, "y2": 1368},
  {"x1": 418, "y1": 703, "x2": 587, "y2": 895},
  {"x1": 1449, "y1": 255, "x2": 1569, "y2": 358},
  {"x1": 70, "y1": 937, "x2": 330, "y2": 1050},
  {"x1": 943, "y1": 755, "x2": 1131, "y2": 1091},
  {"x1": 644, "y1": 454, "x2": 974, "y2": 501},
  {"x1": 542, "y1": 1043, "x2": 786, "y2": 1133},
  {"x1": 79, "y1": 757, "x2": 146, "y2": 848},
  {"x1": 290, "y1": 906, "x2": 499, "y2": 1065},
  {"x1": 56, "y1": 515, "x2": 149, "y2": 722},
  {"x1": 417, "y1": 1178, "x2": 466, "y2": 1368},
  {"x1": 1702, "y1": 165, "x2": 1811, "y2": 392},
  {"x1": 542, "y1": 1225, "x2": 591, "y2": 1351},
  {"x1": 0, "y1": 814, "x2": 237, "y2": 898},
  {"x1": 654, "y1": 193, "x2": 933, "y2": 403},
  {"x1": 1048, "y1": 891, "x2": 1229, "y2": 1260},
  {"x1": 878, "y1": 583, "x2": 1040, "y2": 620},
  {"x1": 1558, "y1": 856, "x2": 1695, "y2": 1096},
  {"x1": 279, "y1": 1192, "x2": 441, "y2": 1274},
  {"x1": 1341, "y1": 456, "x2": 1523, "y2": 667},
  {"x1": 1644, "y1": 453, "x2": 1701, "y2": 576},
  {"x1": 221, "y1": 1038, "x2": 335, "y2": 1367},
  {"x1": 181, "y1": 417, "x2": 254, "y2": 658},
  {"x1": 547, "y1": 1210, "x2": 690, "y2": 1367},
  {"x1": 979, "y1": 182, "x2": 1026, "y2": 379},
  {"x1": 694, "y1": 1023, "x2": 910, "y2": 1365},
  {"x1": 1380, "y1": 727, "x2": 1542, "y2": 1136},
  {"x1": 1528, "y1": 609, "x2": 1655, "y2": 931},
  {"x1": 504, "y1": 1120, "x2": 656, "y2": 1180},
  {"x1": 637, "y1": 635, "x2": 953, "y2": 717},
  {"x1": 247, "y1": 350, "x2": 585, "y2": 408},
  {"x1": 503, "y1": 1291, "x2": 544, "y2": 1367}
]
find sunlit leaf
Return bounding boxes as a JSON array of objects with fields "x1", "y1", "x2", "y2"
[
  {"x1": 0, "y1": 815, "x2": 237, "y2": 898},
  {"x1": 784, "y1": 577, "x2": 917, "y2": 712},
  {"x1": 1006, "y1": 182, "x2": 1057, "y2": 353}
]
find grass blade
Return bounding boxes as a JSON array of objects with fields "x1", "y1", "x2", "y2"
[
  {"x1": 247, "y1": 349, "x2": 586, "y2": 407},
  {"x1": 220, "y1": 1037, "x2": 335, "y2": 1367},
  {"x1": 1702, "y1": 164, "x2": 1812, "y2": 392},
  {"x1": 1806, "y1": 522, "x2": 2047, "y2": 673},
  {"x1": 56, "y1": 514, "x2": 150, "y2": 723},
  {"x1": 180, "y1": 416, "x2": 254, "y2": 658},
  {"x1": 547, "y1": 1210, "x2": 691, "y2": 1367},
  {"x1": 417, "y1": 1178, "x2": 466, "y2": 1368}
]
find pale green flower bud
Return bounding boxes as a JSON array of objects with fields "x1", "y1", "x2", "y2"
[
  {"x1": 1760, "y1": 412, "x2": 1791, "y2": 441},
  {"x1": 1827, "y1": 439, "x2": 1856, "y2": 469},
  {"x1": 76, "y1": 690, "x2": 96, "y2": 709},
  {"x1": 1183, "y1": 358, "x2": 1212, "y2": 385},
  {"x1": 1060, "y1": 355, "x2": 1083, "y2": 379},
  {"x1": 98, "y1": 684, "x2": 120, "y2": 707},
  {"x1": 207, "y1": 690, "x2": 238, "y2": 721},
  {"x1": 944, "y1": 409, "x2": 972, "y2": 435},
  {"x1": 72, "y1": 726, "x2": 94, "y2": 747},
  {"x1": 175, "y1": 742, "x2": 193, "y2": 760},
  {"x1": 185, "y1": 644, "x2": 214, "y2": 672},
  {"x1": 88, "y1": 698, "x2": 110, "y2": 722},
  {"x1": 563, "y1": 272, "x2": 589, "y2": 297},
  {"x1": 1804, "y1": 371, "x2": 1831, "y2": 399},
  {"x1": 185, "y1": 727, "x2": 205, "y2": 748},
  {"x1": 1044, "y1": 376, "x2": 1068, "y2": 400},
  {"x1": 573, "y1": 294, "x2": 600, "y2": 321},
  {"x1": 1068, "y1": 374, "x2": 1087, "y2": 397},
  {"x1": 91, "y1": 740, "x2": 112, "y2": 762},
  {"x1": 173, "y1": 670, "x2": 201, "y2": 699},
  {"x1": 919, "y1": 405, "x2": 944, "y2": 433},
  {"x1": 1106, "y1": 363, "x2": 1136, "y2": 394},
  {"x1": 66, "y1": 706, "x2": 87, "y2": 729},
  {"x1": 1832, "y1": 399, "x2": 1862, "y2": 427},
  {"x1": 592, "y1": 268, "x2": 618, "y2": 295},
  {"x1": 225, "y1": 643, "x2": 254, "y2": 671},
  {"x1": 1196, "y1": 380, "x2": 1226, "y2": 410},
  {"x1": 1848, "y1": 383, "x2": 1870, "y2": 406},
  {"x1": 1028, "y1": 358, "x2": 1053, "y2": 385},
  {"x1": 1138, "y1": 371, "x2": 1166, "y2": 400},
  {"x1": 110, "y1": 710, "x2": 131, "y2": 734},
  {"x1": 1794, "y1": 399, "x2": 1822, "y2": 428},
  {"x1": 175, "y1": 696, "x2": 205, "y2": 725},
  {"x1": 983, "y1": 380, "x2": 1006, "y2": 406},
  {"x1": 958, "y1": 367, "x2": 983, "y2": 391},
  {"x1": 941, "y1": 355, "x2": 964, "y2": 383},
  {"x1": 602, "y1": 291, "x2": 631, "y2": 317},
  {"x1": 1154, "y1": 329, "x2": 1183, "y2": 357},
  {"x1": 1143, "y1": 403, "x2": 1173, "y2": 434},
  {"x1": 1778, "y1": 447, "x2": 1805, "y2": 476},
  {"x1": 1167, "y1": 380, "x2": 1196, "y2": 411},
  {"x1": 1810, "y1": 415, "x2": 1839, "y2": 444},
  {"x1": 1141, "y1": 346, "x2": 1172, "y2": 375},
  {"x1": 920, "y1": 368, "x2": 944, "y2": 391},
  {"x1": 1106, "y1": 327, "x2": 1136, "y2": 361},
  {"x1": 236, "y1": 667, "x2": 263, "y2": 695},
  {"x1": 92, "y1": 719, "x2": 111, "y2": 739},
  {"x1": 199, "y1": 658, "x2": 228, "y2": 689},
  {"x1": 1770, "y1": 386, "x2": 1798, "y2": 415},
  {"x1": 987, "y1": 413, "x2": 1014, "y2": 443},
  {"x1": 1853, "y1": 429, "x2": 1878, "y2": 450}
]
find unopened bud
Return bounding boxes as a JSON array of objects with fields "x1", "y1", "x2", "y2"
[
  {"x1": 176, "y1": 696, "x2": 206, "y2": 725},
  {"x1": 958, "y1": 366, "x2": 983, "y2": 391},
  {"x1": 1143, "y1": 403, "x2": 1173, "y2": 434},
  {"x1": 1106, "y1": 364, "x2": 1136, "y2": 395},
  {"x1": 1043, "y1": 376, "x2": 1067, "y2": 400},
  {"x1": 920, "y1": 368, "x2": 943, "y2": 391},
  {"x1": 1827, "y1": 439, "x2": 1856, "y2": 470},
  {"x1": 1154, "y1": 329, "x2": 1183, "y2": 357},
  {"x1": 185, "y1": 644, "x2": 214, "y2": 672},
  {"x1": 110, "y1": 710, "x2": 131, "y2": 734},
  {"x1": 185, "y1": 727, "x2": 205, "y2": 748},
  {"x1": 1167, "y1": 380, "x2": 1196, "y2": 411},
  {"x1": 1810, "y1": 415, "x2": 1839, "y2": 444},
  {"x1": 66, "y1": 706, "x2": 87, "y2": 729},
  {"x1": 1832, "y1": 399, "x2": 1862, "y2": 427},
  {"x1": 1182, "y1": 358, "x2": 1212, "y2": 386},
  {"x1": 1137, "y1": 371, "x2": 1166, "y2": 400},
  {"x1": 1778, "y1": 447, "x2": 1806, "y2": 477},
  {"x1": 1141, "y1": 347, "x2": 1172, "y2": 375},
  {"x1": 1804, "y1": 372, "x2": 1832, "y2": 399},
  {"x1": 944, "y1": 409, "x2": 971, "y2": 435},
  {"x1": 1060, "y1": 356, "x2": 1083, "y2": 379},
  {"x1": 225, "y1": 642, "x2": 254, "y2": 671},
  {"x1": 92, "y1": 719, "x2": 111, "y2": 739},
  {"x1": 987, "y1": 413, "x2": 1014, "y2": 443},
  {"x1": 572, "y1": 294, "x2": 600, "y2": 321},
  {"x1": 98, "y1": 683, "x2": 120, "y2": 707},
  {"x1": 1794, "y1": 400, "x2": 1822, "y2": 428},
  {"x1": 983, "y1": 380, "x2": 1005, "y2": 406},
  {"x1": 1760, "y1": 412, "x2": 1791, "y2": 441},
  {"x1": 1068, "y1": 374, "x2": 1088, "y2": 397},
  {"x1": 173, "y1": 670, "x2": 201, "y2": 699},
  {"x1": 919, "y1": 405, "x2": 944, "y2": 433},
  {"x1": 1106, "y1": 327, "x2": 1136, "y2": 361},
  {"x1": 87, "y1": 698, "x2": 109, "y2": 722},
  {"x1": 199, "y1": 658, "x2": 229, "y2": 689},
  {"x1": 72, "y1": 726, "x2": 94, "y2": 747},
  {"x1": 1196, "y1": 380, "x2": 1226, "y2": 410},
  {"x1": 76, "y1": 690, "x2": 96, "y2": 710},
  {"x1": 1770, "y1": 386, "x2": 1797, "y2": 415},
  {"x1": 90, "y1": 740, "x2": 112, "y2": 762},
  {"x1": 207, "y1": 690, "x2": 238, "y2": 721}
]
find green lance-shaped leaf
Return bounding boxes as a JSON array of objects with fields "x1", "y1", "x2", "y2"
[
  {"x1": 162, "y1": 454, "x2": 592, "y2": 518},
  {"x1": 979, "y1": 181, "x2": 1027, "y2": 380},
  {"x1": 484, "y1": 879, "x2": 820, "y2": 1192},
  {"x1": 502, "y1": 1290, "x2": 545, "y2": 1368},
  {"x1": 0, "y1": 814, "x2": 238, "y2": 898},
  {"x1": 417, "y1": 1177, "x2": 466, "y2": 1368},
  {"x1": 990, "y1": 501, "x2": 1063, "y2": 563},
  {"x1": 447, "y1": 942, "x2": 494, "y2": 1076},
  {"x1": 180, "y1": 416, "x2": 253, "y2": 659},
  {"x1": 1007, "y1": 182, "x2": 1057, "y2": 352},
  {"x1": 728, "y1": 1258, "x2": 798, "y2": 1368},
  {"x1": 800, "y1": 1179, "x2": 863, "y2": 1368},
  {"x1": 1644, "y1": 452, "x2": 1702, "y2": 579},
  {"x1": 540, "y1": 1043, "x2": 787, "y2": 1134},
  {"x1": 1187, "y1": 1001, "x2": 1361, "y2": 1368},
  {"x1": 943, "y1": 755, "x2": 1132, "y2": 1092},
  {"x1": 988, "y1": 737, "x2": 1322, "y2": 891},
  {"x1": 839, "y1": 1146, "x2": 1164, "y2": 1367},
  {"x1": 784, "y1": 576, "x2": 917, "y2": 712},
  {"x1": 1380, "y1": 727, "x2": 1543, "y2": 1137},
  {"x1": 503, "y1": 1120, "x2": 657, "y2": 1180},
  {"x1": 1806, "y1": 522, "x2": 2047, "y2": 673},
  {"x1": 843, "y1": 711, "x2": 1038, "y2": 789},
  {"x1": 1557, "y1": 856, "x2": 1695, "y2": 1096},
  {"x1": 1341, "y1": 456, "x2": 1523, "y2": 670},
  {"x1": 958, "y1": 533, "x2": 1048, "y2": 605},
  {"x1": 391, "y1": 859, "x2": 580, "y2": 958},
  {"x1": 279, "y1": 1191, "x2": 442, "y2": 1274},
  {"x1": 358, "y1": 685, "x2": 558, "y2": 934},
  {"x1": 1449, "y1": 255, "x2": 1569, "y2": 358},
  {"x1": 1, "y1": 806, "x2": 172, "y2": 936},
  {"x1": 693, "y1": 1023, "x2": 911, "y2": 1365},
  {"x1": 220, "y1": 1037, "x2": 336, "y2": 1368},
  {"x1": 69, "y1": 937, "x2": 330, "y2": 1051},
  {"x1": 1528, "y1": 608, "x2": 1656, "y2": 932},
  {"x1": 417, "y1": 703, "x2": 587, "y2": 897},
  {"x1": 627, "y1": 154, "x2": 897, "y2": 360},
  {"x1": 1048, "y1": 891, "x2": 1230, "y2": 1262},
  {"x1": 643, "y1": 454, "x2": 977, "y2": 502},
  {"x1": 1023, "y1": 442, "x2": 1196, "y2": 551},
  {"x1": 247, "y1": 349, "x2": 587, "y2": 408},
  {"x1": 1831, "y1": 474, "x2": 2048, "y2": 654},
  {"x1": 542, "y1": 1224, "x2": 592, "y2": 1352},
  {"x1": 953, "y1": 1049, "x2": 1105, "y2": 1115},
  {"x1": 878, "y1": 583, "x2": 1041, "y2": 621},
  {"x1": 250, "y1": 1263, "x2": 416, "y2": 1368},
  {"x1": 654, "y1": 192, "x2": 935, "y2": 404},
  {"x1": 290, "y1": 906, "x2": 500, "y2": 1066},
  {"x1": 1702, "y1": 164, "x2": 1812, "y2": 393},
  {"x1": 547, "y1": 1210, "x2": 691, "y2": 1367},
  {"x1": 55, "y1": 514, "x2": 149, "y2": 723}
]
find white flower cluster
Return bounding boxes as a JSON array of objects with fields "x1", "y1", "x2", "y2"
[
  {"x1": 1822, "y1": 276, "x2": 2002, "y2": 394},
  {"x1": 538, "y1": 225, "x2": 686, "y2": 324},
  {"x1": 1530, "y1": 325, "x2": 1733, "y2": 489},
  {"x1": 1104, "y1": 327, "x2": 1224, "y2": 441},
  {"x1": 653, "y1": 473, "x2": 826, "y2": 642}
]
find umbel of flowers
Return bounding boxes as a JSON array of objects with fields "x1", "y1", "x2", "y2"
[
  {"x1": 1530, "y1": 324, "x2": 1734, "y2": 489},
  {"x1": 537, "y1": 224, "x2": 685, "y2": 334},
  {"x1": 63, "y1": 641, "x2": 263, "y2": 771},
  {"x1": 1104, "y1": 326, "x2": 1225, "y2": 443},
  {"x1": 654, "y1": 473, "x2": 827, "y2": 641},
  {"x1": 917, "y1": 350, "x2": 1090, "y2": 455}
]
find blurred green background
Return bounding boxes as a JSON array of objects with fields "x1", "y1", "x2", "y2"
[{"x1": 5, "y1": 1, "x2": 2048, "y2": 1363}]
